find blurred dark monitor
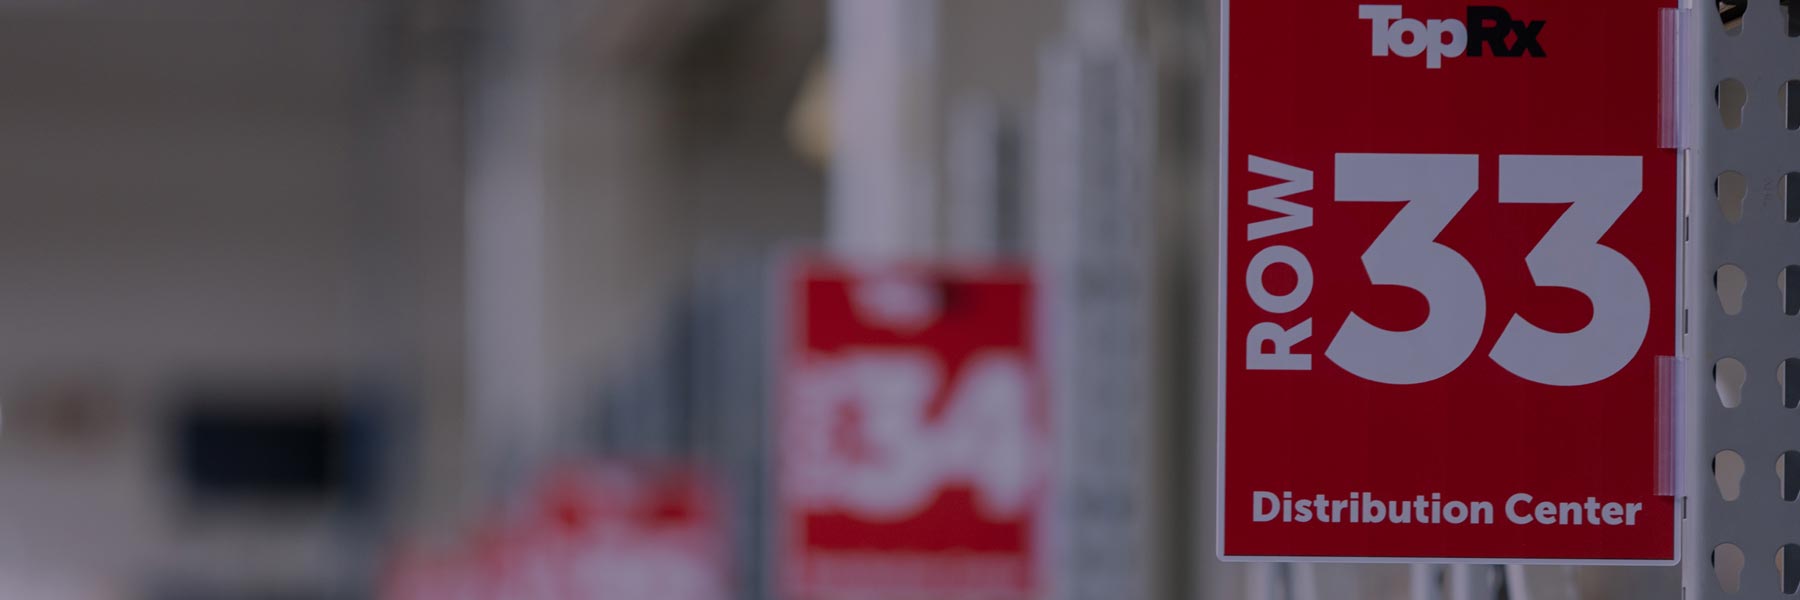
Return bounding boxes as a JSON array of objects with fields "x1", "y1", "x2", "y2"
[{"x1": 171, "y1": 383, "x2": 352, "y2": 501}]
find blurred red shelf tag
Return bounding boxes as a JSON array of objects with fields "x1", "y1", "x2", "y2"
[
  {"x1": 384, "y1": 462, "x2": 729, "y2": 600},
  {"x1": 1218, "y1": 1, "x2": 1680, "y2": 564},
  {"x1": 778, "y1": 258, "x2": 1051, "y2": 598}
]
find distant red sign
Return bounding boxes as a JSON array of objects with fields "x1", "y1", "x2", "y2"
[
  {"x1": 1219, "y1": 0, "x2": 1679, "y2": 563},
  {"x1": 778, "y1": 259, "x2": 1051, "y2": 599},
  {"x1": 384, "y1": 462, "x2": 729, "y2": 600}
]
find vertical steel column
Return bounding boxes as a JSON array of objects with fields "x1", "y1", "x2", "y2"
[
  {"x1": 828, "y1": 0, "x2": 941, "y2": 258},
  {"x1": 466, "y1": 0, "x2": 557, "y2": 497},
  {"x1": 1686, "y1": 0, "x2": 1800, "y2": 598},
  {"x1": 1036, "y1": 1, "x2": 1158, "y2": 596}
]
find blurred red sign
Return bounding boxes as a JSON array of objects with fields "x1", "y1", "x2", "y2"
[
  {"x1": 1219, "y1": 1, "x2": 1679, "y2": 563},
  {"x1": 384, "y1": 462, "x2": 729, "y2": 600},
  {"x1": 778, "y1": 259, "x2": 1051, "y2": 599}
]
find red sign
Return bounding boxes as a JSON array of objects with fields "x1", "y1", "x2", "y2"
[
  {"x1": 384, "y1": 462, "x2": 730, "y2": 600},
  {"x1": 778, "y1": 259, "x2": 1051, "y2": 598},
  {"x1": 1219, "y1": 1, "x2": 1679, "y2": 563}
]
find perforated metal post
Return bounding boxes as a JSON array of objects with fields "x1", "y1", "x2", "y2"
[{"x1": 1685, "y1": 1, "x2": 1800, "y2": 597}]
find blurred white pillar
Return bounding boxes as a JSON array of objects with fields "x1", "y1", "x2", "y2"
[
  {"x1": 1069, "y1": 0, "x2": 1129, "y2": 46},
  {"x1": 1410, "y1": 564, "x2": 1439, "y2": 600},
  {"x1": 1504, "y1": 566, "x2": 1534, "y2": 600},
  {"x1": 1448, "y1": 565, "x2": 1476, "y2": 600},
  {"x1": 1289, "y1": 563, "x2": 1320, "y2": 600},
  {"x1": 945, "y1": 96, "x2": 1004, "y2": 256},
  {"x1": 465, "y1": 0, "x2": 558, "y2": 496},
  {"x1": 828, "y1": 0, "x2": 940, "y2": 257},
  {"x1": 1036, "y1": 0, "x2": 1156, "y2": 596},
  {"x1": 1246, "y1": 563, "x2": 1276, "y2": 600}
]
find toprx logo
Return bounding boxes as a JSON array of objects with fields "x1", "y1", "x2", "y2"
[{"x1": 1359, "y1": 5, "x2": 1545, "y2": 69}]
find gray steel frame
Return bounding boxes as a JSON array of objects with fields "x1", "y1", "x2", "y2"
[{"x1": 1686, "y1": 1, "x2": 1800, "y2": 597}]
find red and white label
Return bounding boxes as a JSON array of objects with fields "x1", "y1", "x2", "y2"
[
  {"x1": 383, "y1": 462, "x2": 729, "y2": 600},
  {"x1": 778, "y1": 260, "x2": 1050, "y2": 598},
  {"x1": 1220, "y1": 1, "x2": 1678, "y2": 563}
]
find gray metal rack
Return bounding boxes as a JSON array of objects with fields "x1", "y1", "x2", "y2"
[{"x1": 1686, "y1": 0, "x2": 1800, "y2": 597}]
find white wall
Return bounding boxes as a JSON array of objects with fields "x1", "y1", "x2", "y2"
[{"x1": 0, "y1": 4, "x2": 417, "y2": 591}]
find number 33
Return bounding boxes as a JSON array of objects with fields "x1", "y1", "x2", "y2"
[{"x1": 1326, "y1": 154, "x2": 1650, "y2": 387}]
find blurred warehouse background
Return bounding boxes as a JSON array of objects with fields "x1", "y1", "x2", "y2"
[{"x1": 0, "y1": 0, "x2": 1676, "y2": 598}]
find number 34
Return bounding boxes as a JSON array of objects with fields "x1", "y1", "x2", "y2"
[{"x1": 1328, "y1": 154, "x2": 1651, "y2": 387}]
